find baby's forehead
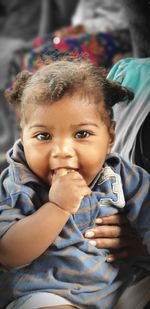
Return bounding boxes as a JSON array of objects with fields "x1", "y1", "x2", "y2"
[
  {"x1": 23, "y1": 81, "x2": 103, "y2": 105},
  {"x1": 21, "y1": 90, "x2": 108, "y2": 128}
]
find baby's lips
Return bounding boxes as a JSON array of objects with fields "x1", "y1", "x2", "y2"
[
  {"x1": 52, "y1": 168, "x2": 79, "y2": 180},
  {"x1": 53, "y1": 167, "x2": 74, "y2": 177}
]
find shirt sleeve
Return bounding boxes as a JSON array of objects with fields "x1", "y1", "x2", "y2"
[{"x1": 0, "y1": 172, "x2": 39, "y2": 238}]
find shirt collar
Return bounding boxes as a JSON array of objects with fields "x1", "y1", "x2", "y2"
[
  {"x1": 89, "y1": 153, "x2": 120, "y2": 190},
  {"x1": 7, "y1": 139, "x2": 41, "y2": 186}
]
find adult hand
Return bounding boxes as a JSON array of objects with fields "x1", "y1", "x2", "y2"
[{"x1": 84, "y1": 213, "x2": 148, "y2": 262}]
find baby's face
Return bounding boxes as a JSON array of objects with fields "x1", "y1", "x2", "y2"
[{"x1": 22, "y1": 94, "x2": 115, "y2": 185}]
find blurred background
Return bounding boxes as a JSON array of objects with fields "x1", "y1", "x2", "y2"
[{"x1": 0, "y1": 0, "x2": 150, "y2": 173}]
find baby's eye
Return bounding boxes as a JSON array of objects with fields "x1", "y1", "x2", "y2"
[
  {"x1": 75, "y1": 131, "x2": 90, "y2": 139},
  {"x1": 36, "y1": 132, "x2": 51, "y2": 140}
]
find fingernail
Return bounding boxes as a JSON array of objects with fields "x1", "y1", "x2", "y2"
[
  {"x1": 85, "y1": 231, "x2": 95, "y2": 238},
  {"x1": 95, "y1": 218, "x2": 102, "y2": 224},
  {"x1": 89, "y1": 240, "x2": 96, "y2": 246},
  {"x1": 106, "y1": 256, "x2": 114, "y2": 262}
]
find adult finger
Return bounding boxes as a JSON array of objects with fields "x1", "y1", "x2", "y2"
[
  {"x1": 85, "y1": 225, "x2": 128, "y2": 239},
  {"x1": 88, "y1": 237, "x2": 128, "y2": 249},
  {"x1": 95, "y1": 213, "x2": 128, "y2": 225},
  {"x1": 106, "y1": 250, "x2": 129, "y2": 262}
]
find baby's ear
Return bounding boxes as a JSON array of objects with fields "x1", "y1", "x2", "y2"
[{"x1": 109, "y1": 121, "x2": 116, "y2": 147}]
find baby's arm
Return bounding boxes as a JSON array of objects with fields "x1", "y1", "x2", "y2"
[{"x1": 0, "y1": 169, "x2": 90, "y2": 268}]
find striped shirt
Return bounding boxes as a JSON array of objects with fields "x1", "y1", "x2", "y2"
[{"x1": 0, "y1": 139, "x2": 150, "y2": 309}]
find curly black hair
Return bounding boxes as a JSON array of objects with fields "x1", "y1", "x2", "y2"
[{"x1": 5, "y1": 57, "x2": 134, "y2": 126}]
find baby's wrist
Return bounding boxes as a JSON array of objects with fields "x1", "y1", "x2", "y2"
[{"x1": 49, "y1": 201, "x2": 71, "y2": 217}]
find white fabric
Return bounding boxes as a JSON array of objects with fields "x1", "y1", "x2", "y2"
[
  {"x1": 6, "y1": 292, "x2": 80, "y2": 309},
  {"x1": 72, "y1": 0, "x2": 128, "y2": 32}
]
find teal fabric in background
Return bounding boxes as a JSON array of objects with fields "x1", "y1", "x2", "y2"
[{"x1": 107, "y1": 57, "x2": 150, "y2": 164}]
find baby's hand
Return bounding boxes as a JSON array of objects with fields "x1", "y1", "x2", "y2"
[{"x1": 49, "y1": 168, "x2": 91, "y2": 214}]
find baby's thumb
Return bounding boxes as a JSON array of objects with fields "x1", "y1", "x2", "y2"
[{"x1": 52, "y1": 168, "x2": 68, "y2": 181}]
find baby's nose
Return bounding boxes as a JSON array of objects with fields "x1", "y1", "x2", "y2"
[{"x1": 51, "y1": 140, "x2": 75, "y2": 158}]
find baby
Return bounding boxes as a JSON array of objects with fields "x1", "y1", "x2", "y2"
[{"x1": 0, "y1": 58, "x2": 150, "y2": 309}]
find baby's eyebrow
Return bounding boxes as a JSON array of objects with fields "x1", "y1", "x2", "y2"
[
  {"x1": 71, "y1": 123, "x2": 99, "y2": 128},
  {"x1": 29, "y1": 125, "x2": 45, "y2": 128},
  {"x1": 29, "y1": 124, "x2": 54, "y2": 130},
  {"x1": 28, "y1": 123, "x2": 100, "y2": 130}
]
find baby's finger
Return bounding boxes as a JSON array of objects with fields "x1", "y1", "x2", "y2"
[
  {"x1": 53, "y1": 168, "x2": 69, "y2": 177},
  {"x1": 79, "y1": 186, "x2": 91, "y2": 198}
]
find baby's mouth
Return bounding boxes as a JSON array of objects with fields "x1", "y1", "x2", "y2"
[{"x1": 51, "y1": 167, "x2": 79, "y2": 176}]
